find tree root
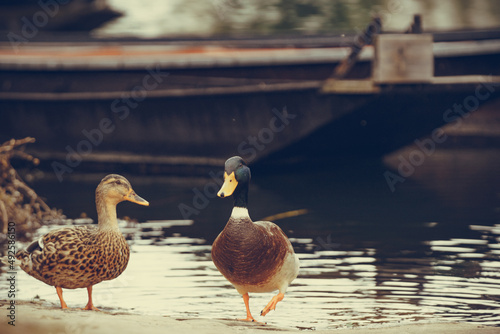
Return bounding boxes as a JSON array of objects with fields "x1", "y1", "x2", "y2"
[{"x1": 0, "y1": 137, "x2": 63, "y2": 240}]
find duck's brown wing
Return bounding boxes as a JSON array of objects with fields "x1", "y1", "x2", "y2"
[{"x1": 16, "y1": 226, "x2": 97, "y2": 288}]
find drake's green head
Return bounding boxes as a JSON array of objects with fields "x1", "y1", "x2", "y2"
[{"x1": 217, "y1": 156, "x2": 251, "y2": 198}]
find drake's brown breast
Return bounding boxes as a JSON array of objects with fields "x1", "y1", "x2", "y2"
[{"x1": 211, "y1": 219, "x2": 291, "y2": 287}]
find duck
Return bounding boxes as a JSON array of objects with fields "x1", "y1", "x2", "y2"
[
  {"x1": 15, "y1": 174, "x2": 149, "y2": 310},
  {"x1": 211, "y1": 156, "x2": 299, "y2": 322}
]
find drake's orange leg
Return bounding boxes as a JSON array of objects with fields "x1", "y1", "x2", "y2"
[
  {"x1": 82, "y1": 286, "x2": 99, "y2": 311},
  {"x1": 239, "y1": 293, "x2": 256, "y2": 322},
  {"x1": 261, "y1": 292, "x2": 284, "y2": 316},
  {"x1": 55, "y1": 286, "x2": 68, "y2": 309}
]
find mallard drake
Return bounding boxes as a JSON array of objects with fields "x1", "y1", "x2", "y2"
[
  {"x1": 211, "y1": 156, "x2": 299, "y2": 322},
  {"x1": 15, "y1": 174, "x2": 149, "y2": 310}
]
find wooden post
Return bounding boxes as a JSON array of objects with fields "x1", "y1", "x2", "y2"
[
  {"x1": 372, "y1": 34, "x2": 433, "y2": 84},
  {"x1": 405, "y1": 14, "x2": 422, "y2": 34}
]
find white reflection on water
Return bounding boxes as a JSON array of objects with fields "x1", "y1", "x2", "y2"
[{"x1": 2, "y1": 220, "x2": 500, "y2": 330}]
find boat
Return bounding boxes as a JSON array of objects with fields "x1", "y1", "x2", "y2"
[{"x1": 1, "y1": 25, "x2": 500, "y2": 176}]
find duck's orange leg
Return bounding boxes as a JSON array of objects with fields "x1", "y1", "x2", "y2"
[
  {"x1": 82, "y1": 286, "x2": 99, "y2": 311},
  {"x1": 261, "y1": 292, "x2": 284, "y2": 316},
  {"x1": 239, "y1": 293, "x2": 256, "y2": 322},
  {"x1": 55, "y1": 286, "x2": 68, "y2": 309}
]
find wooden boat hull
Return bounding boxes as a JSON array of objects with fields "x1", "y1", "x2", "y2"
[{"x1": 1, "y1": 31, "x2": 500, "y2": 174}]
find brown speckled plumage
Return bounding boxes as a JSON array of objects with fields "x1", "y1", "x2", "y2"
[
  {"x1": 15, "y1": 174, "x2": 149, "y2": 310},
  {"x1": 211, "y1": 157, "x2": 299, "y2": 321},
  {"x1": 17, "y1": 225, "x2": 130, "y2": 289}
]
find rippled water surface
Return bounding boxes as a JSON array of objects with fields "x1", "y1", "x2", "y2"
[{"x1": 2, "y1": 150, "x2": 500, "y2": 330}]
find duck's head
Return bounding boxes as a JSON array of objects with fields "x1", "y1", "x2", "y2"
[
  {"x1": 217, "y1": 156, "x2": 251, "y2": 198},
  {"x1": 96, "y1": 174, "x2": 149, "y2": 206}
]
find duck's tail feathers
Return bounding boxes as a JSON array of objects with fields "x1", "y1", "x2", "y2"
[
  {"x1": 15, "y1": 249, "x2": 32, "y2": 270},
  {"x1": 0, "y1": 254, "x2": 22, "y2": 268}
]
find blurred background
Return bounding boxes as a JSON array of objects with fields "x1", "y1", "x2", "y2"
[
  {"x1": 100, "y1": 0, "x2": 500, "y2": 37},
  {"x1": 1, "y1": 0, "x2": 500, "y2": 38},
  {"x1": 1, "y1": 0, "x2": 500, "y2": 330}
]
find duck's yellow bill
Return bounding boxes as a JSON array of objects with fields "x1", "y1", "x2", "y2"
[
  {"x1": 124, "y1": 189, "x2": 150, "y2": 206},
  {"x1": 217, "y1": 172, "x2": 238, "y2": 198}
]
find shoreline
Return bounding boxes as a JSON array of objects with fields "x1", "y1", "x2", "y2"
[{"x1": 0, "y1": 300, "x2": 498, "y2": 334}]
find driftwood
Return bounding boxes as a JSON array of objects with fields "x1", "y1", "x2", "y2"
[{"x1": 0, "y1": 137, "x2": 63, "y2": 240}]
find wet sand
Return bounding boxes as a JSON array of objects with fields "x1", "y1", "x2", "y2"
[{"x1": 0, "y1": 300, "x2": 497, "y2": 334}]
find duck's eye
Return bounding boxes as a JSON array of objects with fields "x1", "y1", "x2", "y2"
[{"x1": 115, "y1": 180, "x2": 122, "y2": 185}]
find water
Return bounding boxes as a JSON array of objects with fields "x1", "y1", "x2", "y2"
[{"x1": 1, "y1": 148, "x2": 500, "y2": 330}]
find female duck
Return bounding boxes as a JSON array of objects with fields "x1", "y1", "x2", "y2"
[
  {"x1": 16, "y1": 174, "x2": 149, "y2": 310},
  {"x1": 211, "y1": 156, "x2": 299, "y2": 322}
]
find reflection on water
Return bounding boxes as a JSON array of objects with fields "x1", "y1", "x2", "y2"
[
  {"x1": 3, "y1": 219, "x2": 500, "y2": 330},
  {"x1": 1, "y1": 148, "x2": 500, "y2": 330}
]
